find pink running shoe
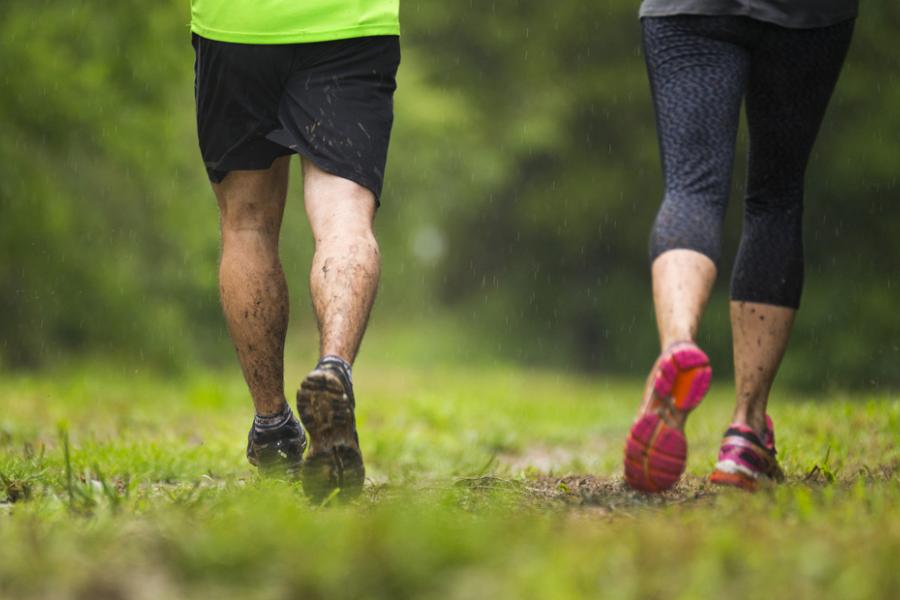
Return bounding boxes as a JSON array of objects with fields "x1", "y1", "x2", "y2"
[
  {"x1": 709, "y1": 415, "x2": 784, "y2": 491},
  {"x1": 624, "y1": 342, "x2": 712, "y2": 492}
]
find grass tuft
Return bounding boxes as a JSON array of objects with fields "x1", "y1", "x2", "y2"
[{"x1": 0, "y1": 364, "x2": 897, "y2": 599}]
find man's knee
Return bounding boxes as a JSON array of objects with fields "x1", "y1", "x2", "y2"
[
  {"x1": 219, "y1": 201, "x2": 282, "y2": 238},
  {"x1": 316, "y1": 229, "x2": 379, "y2": 262},
  {"x1": 216, "y1": 180, "x2": 287, "y2": 238}
]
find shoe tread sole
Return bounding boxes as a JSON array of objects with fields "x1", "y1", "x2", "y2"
[
  {"x1": 296, "y1": 370, "x2": 365, "y2": 501},
  {"x1": 624, "y1": 345, "x2": 711, "y2": 493}
]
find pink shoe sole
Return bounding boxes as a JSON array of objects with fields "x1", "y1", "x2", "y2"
[{"x1": 624, "y1": 346, "x2": 711, "y2": 492}]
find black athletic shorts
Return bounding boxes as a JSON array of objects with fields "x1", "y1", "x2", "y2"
[{"x1": 192, "y1": 34, "x2": 400, "y2": 201}]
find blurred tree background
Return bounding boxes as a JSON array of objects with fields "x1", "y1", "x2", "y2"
[{"x1": 1, "y1": 0, "x2": 897, "y2": 388}]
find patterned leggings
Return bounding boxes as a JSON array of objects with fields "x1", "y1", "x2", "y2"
[{"x1": 643, "y1": 15, "x2": 853, "y2": 308}]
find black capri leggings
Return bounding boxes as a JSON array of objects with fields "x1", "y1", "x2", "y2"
[{"x1": 644, "y1": 16, "x2": 854, "y2": 308}]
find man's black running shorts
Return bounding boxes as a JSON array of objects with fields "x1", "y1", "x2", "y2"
[{"x1": 193, "y1": 34, "x2": 400, "y2": 200}]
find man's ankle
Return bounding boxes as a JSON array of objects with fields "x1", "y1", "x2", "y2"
[
  {"x1": 253, "y1": 401, "x2": 293, "y2": 432},
  {"x1": 317, "y1": 354, "x2": 353, "y2": 385}
]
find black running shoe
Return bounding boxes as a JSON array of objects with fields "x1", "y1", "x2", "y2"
[
  {"x1": 246, "y1": 417, "x2": 307, "y2": 478},
  {"x1": 296, "y1": 364, "x2": 364, "y2": 501}
]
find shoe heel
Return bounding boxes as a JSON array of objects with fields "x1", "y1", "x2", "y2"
[
  {"x1": 624, "y1": 413, "x2": 687, "y2": 492},
  {"x1": 664, "y1": 348, "x2": 711, "y2": 412},
  {"x1": 297, "y1": 370, "x2": 364, "y2": 502}
]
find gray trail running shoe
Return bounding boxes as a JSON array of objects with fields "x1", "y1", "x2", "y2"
[
  {"x1": 246, "y1": 417, "x2": 307, "y2": 478},
  {"x1": 296, "y1": 365, "x2": 364, "y2": 502}
]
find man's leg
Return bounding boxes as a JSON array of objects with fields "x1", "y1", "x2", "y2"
[
  {"x1": 304, "y1": 161, "x2": 380, "y2": 364},
  {"x1": 296, "y1": 160, "x2": 379, "y2": 501},
  {"x1": 215, "y1": 157, "x2": 291, "y2": 415},
  {"x1": 214, "y1": 157, "x2": 307, "y2": 474}
]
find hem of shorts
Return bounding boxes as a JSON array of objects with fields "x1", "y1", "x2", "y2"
[
  {"x1": 203, "y1": 132, "x2": 383, "y2": 205},
  {"x1": 190, "y1": 23, "x2": 400, "y2": 44},
  {"x1": 203, "y1": 150, "x2": 381, "y2": 207},
  {"x1": 265, "y1": 126, "x2": 384, "y2": 205},
  {"x1": 297, "y1": 150, "x2": 383, "y2": 208},
  {"x1": 263, "y1": 128, "x2": 386, "y2": 205},
  {"x1": 649, "y1": 244, "x2": 720, "y2": 268},
  {"x1": 729, "y1": 293, "x2": 801, "y2": 310},
  {"x1": 638, "y1": 9, "x2": 858, "y2": 30}
]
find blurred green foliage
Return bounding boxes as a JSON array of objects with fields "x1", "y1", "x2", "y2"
[
  {"x1": 1, "y1": 0, "x2": 898, "y2": 387},
  {"x1": 0, "y1": 0, "x2": 220, "y2": 367}
]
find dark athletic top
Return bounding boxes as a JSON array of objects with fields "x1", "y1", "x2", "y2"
[{"x1": 639, "y1": 0, "x2": 858, "y2": 29}]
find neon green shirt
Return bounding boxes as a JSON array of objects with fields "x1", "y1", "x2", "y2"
[{"x1": 190, "y1": 0, "x2": 400, "y2": 44}]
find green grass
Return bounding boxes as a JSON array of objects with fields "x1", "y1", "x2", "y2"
[{"x1": 1, "y1": 361, "x2": 898, "y2": 599}]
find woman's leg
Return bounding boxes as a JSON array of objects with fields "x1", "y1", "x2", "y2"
[
  {"x1": 729, "y1": 21, "x2": 854, "y2": 435},
  {"x1": 625, "y1": 16, "x2": 751, "y2": 492},
  {"x1": 644, "y1": 15, "x2": 753, "y2": 350},
  {"x1": 710, "y1": 20, "x2": 854, "y2": 490},
  {"x1": 731, "y1": 302, "x2": 795, "y2": 433}
]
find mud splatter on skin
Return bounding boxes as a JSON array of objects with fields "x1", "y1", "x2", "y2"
[
  {"x1": 220, "y1": 261, "x2": 290, "y2": 415},
  {"x1": 310, "y1": 234, "x2": 381, "y2": 362},
  {"x1": 730, "y1": 301, "x2": 796, "y2": 433},
  {"x1": 211, "y1": 156, "x2": 294, "y2": 416}
]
